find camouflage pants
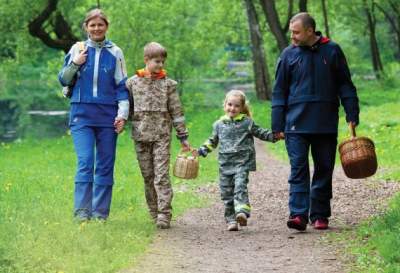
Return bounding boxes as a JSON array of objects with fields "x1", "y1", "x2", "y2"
[
  {"x1": 219, "y1": 170, "x2": 251, "y2": 223},
  {"x1": 134, "y1": 138, "x2": 173, "y2": 221}
]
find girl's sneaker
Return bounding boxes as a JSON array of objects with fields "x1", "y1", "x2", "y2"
[
  {"x1": 235, "y1": 212, "x2": 248, "y2": 226},
  {"x1": 227, "y1": 222, "x2": 238, "y2": 231}
]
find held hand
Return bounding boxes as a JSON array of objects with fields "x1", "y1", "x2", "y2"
[
  {"x1": 348, "y1": 121, "x2": 357, "y2": 139},
  {"x1": 114, "y1": 118, "x2": 126, "y2": 134},
  {"x1": 180, "y1": 140, "x2": 191, "y2": 152},
  {"x1": 72, "y1": 47, "x2": 88, "y2": 65},
  {"x1": 192, "y1": 149, "x2": 199, "y2": 157},
  {"x1": 274, "y1": 132, "x2": 285, "y2": 141},
  {"x1": 348, "y1": 121, "x2": 357, "y2": 128}
]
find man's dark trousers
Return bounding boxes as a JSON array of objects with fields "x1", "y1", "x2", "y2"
[{"x1": 285, "y1": 133, "x2": 337, "y2": 222}]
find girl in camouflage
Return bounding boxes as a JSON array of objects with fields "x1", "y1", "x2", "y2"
[{"x1": 197, "y1": 90, "x2": 279, "y2": 231}]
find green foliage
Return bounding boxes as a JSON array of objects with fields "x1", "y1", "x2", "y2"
[{"x1": 105, "y1": 0, "x2": 248, "y2": 81}]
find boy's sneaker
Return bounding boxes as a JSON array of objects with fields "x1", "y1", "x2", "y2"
[
  {"x1": 235, "y1": 212, "x2": 248, "y2": 226},
  {"x1": 150, "y1": 212, "x2": 158, "y2": 223},
  {"x1": 287, "y1": 215, "x2": 307, "y2": 231},
  {"x1": 227, "y1": 222, "x2": 238, "y2": 231},
  {"x1": 312, "y1": 218, "x2": 329, "y2": 230},
  {"x1": 156, "y1": 214, "x2": 170, "y2": 229}
]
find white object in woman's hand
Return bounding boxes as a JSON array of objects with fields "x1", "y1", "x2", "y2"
[{"x1": 72, "y1": 47, "x2": 88, "y2": 65}]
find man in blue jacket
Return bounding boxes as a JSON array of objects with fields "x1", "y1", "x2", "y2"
[{"x1": 271, "y1": 12, "x2": 359, "y2": 231}]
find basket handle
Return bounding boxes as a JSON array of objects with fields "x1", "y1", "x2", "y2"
[
  {"x1": 179, "y1": 148, "x2": 198, "y2": 158},
  {"x1": 348, "y1": 122, "x2": 356, "y2": 138}
]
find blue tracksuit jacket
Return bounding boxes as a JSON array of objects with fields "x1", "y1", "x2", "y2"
[{"x1": 58, "y1": 39, "x2": 129, "y2": 127}]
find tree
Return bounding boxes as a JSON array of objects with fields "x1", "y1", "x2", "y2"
[
  {"x1": 243, "y1": 0, "x2": 271, "y2": 100},
  {"x1": 321, "y1": 0, "x2": 330, "y2": 38},
  {"x1": 374, "y1": 0, "x2": 400, "y2": 60},
  {"x1": 259, "y1": 0, "x2": 293, "y2": 51},
  {"x1": 299, "y1": 0, "x2": 307, "y2": 12},
  {"x1": 28, "y1": 0, "x2": 79, "y2": 53},
  {"x1": 363, "y1": 0, "x2": 384, "y2": 78}
]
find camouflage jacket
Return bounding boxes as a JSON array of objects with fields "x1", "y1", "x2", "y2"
[
  {"x1": 201, "y1": 114, "x2": 276, "y2": 174},
  {"x1": 126, "y1": 75, "x2": 188, "y2": 142}
]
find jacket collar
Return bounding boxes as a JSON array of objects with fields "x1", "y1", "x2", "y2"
[
  {"x1": 136, "y1": 68, "x2": 167, "y2": 79},
  {"x1": 220, "y1": 113, "x2": 246, "y2": 122},
  {"x1": 86, "y1": 38, "x2": 113, "y2": 48},
  {"x1": 295, "y1": 31, "x2": 330, "y2": 51}
]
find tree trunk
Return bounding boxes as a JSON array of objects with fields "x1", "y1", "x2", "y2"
[
  {"x1": 244, "y1": 0, "x2": 271, "y2": 100},
  {"x1": 259, "y1": 0, "x2": 289, "y2": 51},
  {"x1": 363, "y1": 0, "x2": 384, "y2": 78},
  {"x1": 283, "y1": 0, "x2": 294, "y2": 33},
  {"x1": 28, "y1": 0, "x2": 78, "y2": 53},
  {"x1": 299, "y1": 0, "x2": 307, "y2": 12},
  {"x1": 321, "y1": 0, "x2": 330, "y2": 38},
  {"x1": 375, "y1": 1, "x2": 400, "y2": 60}
]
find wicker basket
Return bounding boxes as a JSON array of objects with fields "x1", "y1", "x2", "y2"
[
  {"x1": 173, "y1": 150, "x2": 199, "y2": 179},
  {"x1": 338, "y1": 124, "x2": 377, "y2": 179}
]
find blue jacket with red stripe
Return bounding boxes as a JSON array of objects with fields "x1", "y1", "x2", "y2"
[{"x1": 271, "y1": 34, "x2": 359, "y2": 134}]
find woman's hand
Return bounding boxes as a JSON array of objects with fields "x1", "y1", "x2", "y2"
[
  {"x1": 114, "y1": 117, "x2": 126, "y2": 134},
  {"x1": 72, "y1": 47, "x2": 88, "y2": 66}
]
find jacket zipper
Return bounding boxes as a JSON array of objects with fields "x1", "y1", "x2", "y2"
[{"x1": 311, "y1": 51, "x2": 315, "y2": 94}]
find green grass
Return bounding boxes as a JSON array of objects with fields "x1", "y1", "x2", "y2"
[
  {"x1": 334, "y1": 78, "x2": 400, "y2": 273},
  {"x1": 0, "y1": 107, "x2": 222, "y2": 273}
]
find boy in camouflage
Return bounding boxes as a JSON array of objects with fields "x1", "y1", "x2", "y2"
[
  {"x1": 197, "y1": 90, "x2": 280, "y2": 231},
  {"x1": 126, "y1": 42, "x2": 190, "y2": 229}
]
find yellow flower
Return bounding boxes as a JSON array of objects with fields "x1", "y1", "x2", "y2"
[{"x1": 4, "y1": 183, "x2": 12, "y2": 192}]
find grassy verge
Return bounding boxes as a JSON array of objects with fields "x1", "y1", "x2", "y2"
[
  {"x1": 337, "y1": 78, "x2": 400, "y2": 272},
  {"x1": 0, "y1": 106, "x2": 222, "y2": 273},
  {"x1": 345, "y1": 194, "x2": 400, "y2": 273}
]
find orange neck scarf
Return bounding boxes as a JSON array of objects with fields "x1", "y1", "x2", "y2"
[{"x1": 136, "y1": 68, "x2": 167, "y2": 79}]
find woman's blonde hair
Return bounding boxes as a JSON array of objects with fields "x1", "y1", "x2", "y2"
[
  {"x1": 83, "y1": 8, "x2": 109, "y2": 29},
  {"x1": 224, "y1": 90, "x2": 252, "y2": 117}
]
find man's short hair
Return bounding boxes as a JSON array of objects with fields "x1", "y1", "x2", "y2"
[
  {"x1": 290, "y1": 12, "x2": 316, "y2": 31},
  {"x1": 144, "y1": 42, "x2": 167, "y2": 59}
]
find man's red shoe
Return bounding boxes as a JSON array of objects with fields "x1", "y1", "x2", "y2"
[
  {"x1": 312, "y1": 218, "x2": 329, "y2": 230},
  {"x1": 287, "y1": 215, "x2": 307, "y2": 231}
]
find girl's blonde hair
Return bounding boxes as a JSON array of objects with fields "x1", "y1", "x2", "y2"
[{"x1": 224, "y1": 90, "x2": 252, "y2": 117}]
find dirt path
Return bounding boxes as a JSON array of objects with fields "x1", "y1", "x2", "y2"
[{"x1": 122, "y1": 140, "x2": 399, "y2": 273}]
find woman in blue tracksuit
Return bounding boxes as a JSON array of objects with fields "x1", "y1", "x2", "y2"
[{"x1": 58, "y1": 9, "x2": 129, "y2": 221}]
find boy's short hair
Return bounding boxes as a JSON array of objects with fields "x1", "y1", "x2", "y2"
[{"x1": 144, "y1": 42, "x2": 167, "y2": 59}]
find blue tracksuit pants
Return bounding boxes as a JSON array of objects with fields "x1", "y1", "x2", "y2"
[
  {"x1": 71, "y1": 125, "x2": 117, "y2": 219},
  {"x1": 285, "y1": 133, "x2": 337, "y2": 222}
]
